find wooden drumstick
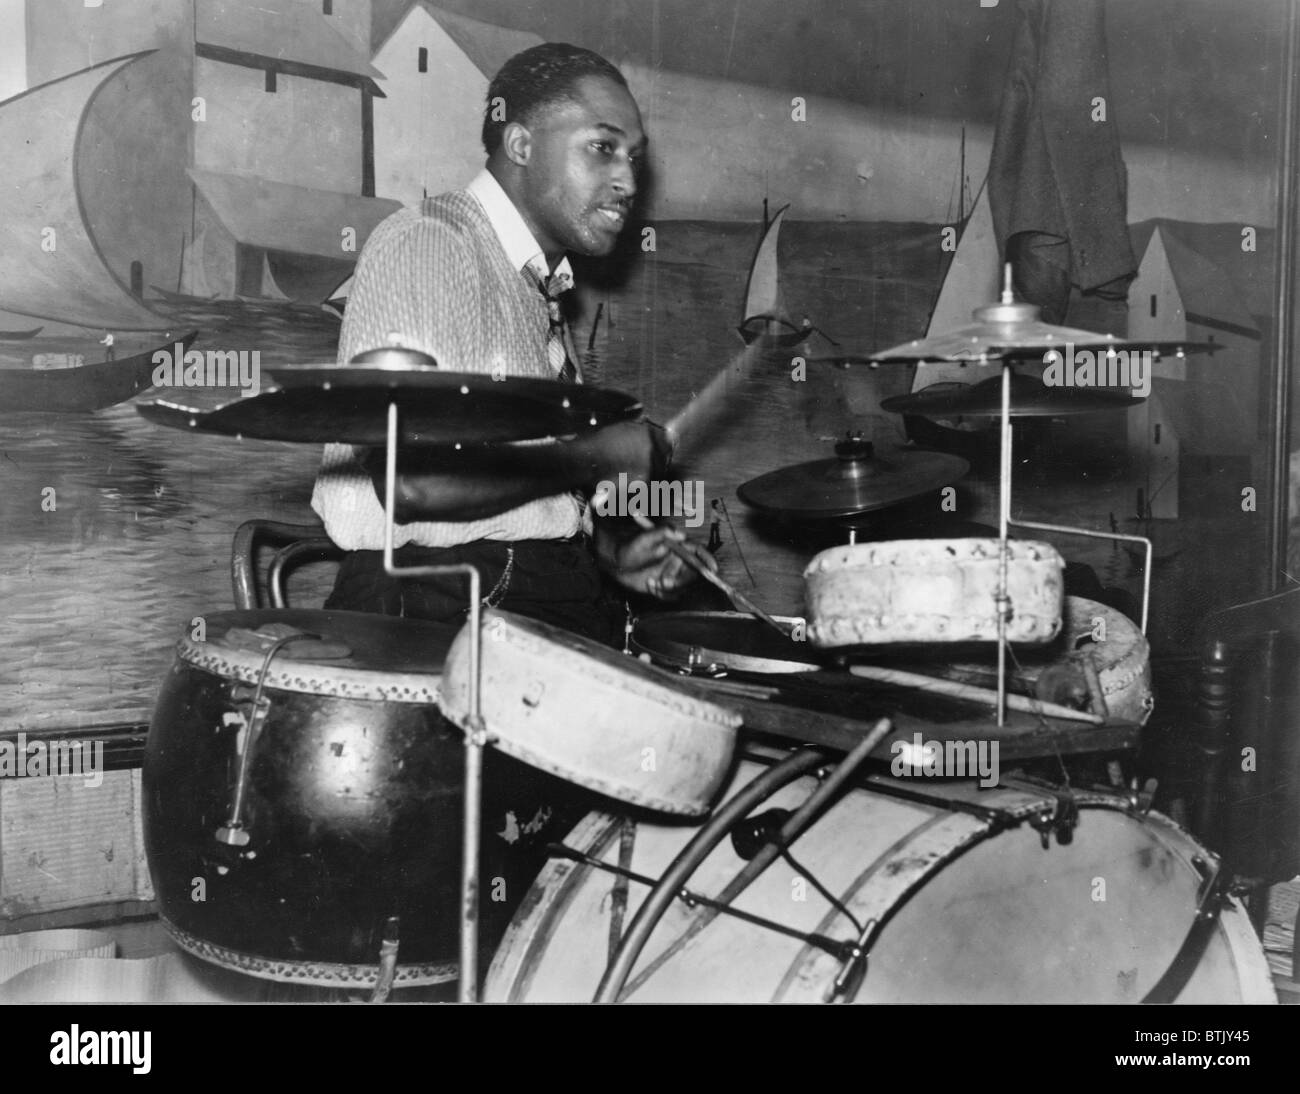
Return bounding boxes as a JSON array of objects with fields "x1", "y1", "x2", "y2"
[
  {"x1": 847, "y1": 664, "x2": 1104, "y2": 724},
  {"x1": 663, "y1": 341, "x2": 765, "y2": 453}
]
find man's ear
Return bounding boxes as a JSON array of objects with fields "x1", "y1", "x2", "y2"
[{"x1": 501, "y1": 121, "x2": 532, "y2": 167}]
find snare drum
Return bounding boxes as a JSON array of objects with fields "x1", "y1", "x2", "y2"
[
  {"x1": 630, "y1": 611, "x2": 821, "y2": 675},
  {"x1": 804, "y1": 538, "x2": 1065, "y2": 646},
  {"x1": 144, "y1": 608, "x2": 571, "y2": 988},
  {"x1": 485, "y1": 756, "x2": 1275, "y2": 1003},
  {"x1": 439, "y1": 610, "x2": 741, "y2": 817}
]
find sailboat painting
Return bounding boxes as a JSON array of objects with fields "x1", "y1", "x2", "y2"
[
  {"x1": 0, "y1": 54, "x2": 170, "y2": 332},
  {"x1": 736, "y1": 204, "x2": 809, "y2": 348},
  {"x1": 0, "y1": 51, "x2": 194, "y2": 414}
]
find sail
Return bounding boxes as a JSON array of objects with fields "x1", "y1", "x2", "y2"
[
  {"x1": 741, "y1": 204, "x2": 790, "y2": 326},
  {"x1": 0, "y1": 54, "x2": 168, "y2": 330},
  {"x1": 180, "y1": 228, "x2": 215, "y2": 299},
  {"x1": 911, "y1": 179, "x2": 999, "y2": 391}
]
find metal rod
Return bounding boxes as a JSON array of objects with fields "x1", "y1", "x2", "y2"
[
  {"x1": 1008, "y1": 518, "x2": 1152, "y2": 634},
  {"x1": 548, "y1": 843, "x2": 851, "y2": 958},
  {"x1": 997, "y1": 359, "x2": 1012, "y2": 727},
  {"x1": 382, "y1": 402, "x2": 486, "y2": 1003},
  {"x1": 615, "y1": 720, "x2": 893, "y2": 1000},
  {"x1": 1266, "y1": 0, "x2": 1299, "y2": 591}
]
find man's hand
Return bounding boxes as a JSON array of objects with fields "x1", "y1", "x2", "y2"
[{"x1": 595, "y1": 521, "x2": 716, "y2": 598}]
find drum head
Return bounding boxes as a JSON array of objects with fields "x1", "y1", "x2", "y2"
[
  {"x1": 486, "y1": 759, "x2": 1277, "y2": 1004},
  {"x1": 178, "y1": 609, "x2": 456, "y2": 703},
  {"x1": 631, "y1": 612, "x2": 823, "y2": 675}
]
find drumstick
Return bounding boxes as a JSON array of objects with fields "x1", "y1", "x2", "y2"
[
  {"x1": 628, "y1": 511, "x2": 790, "y2": 639},
  {"x1": 846, "y1": 664, "x2": 1104, "y2": 724},
  {"x1": 663, "y1": 341, "x2": 765, "y2": 453}
]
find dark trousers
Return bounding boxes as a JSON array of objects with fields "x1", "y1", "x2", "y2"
[{"x1": 324, "y1": 536, "x2": 625, "y2": 648}]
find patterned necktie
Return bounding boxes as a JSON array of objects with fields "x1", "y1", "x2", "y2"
[{"x1": 525, "y1": 266, "x2": 578, "y2": 383}]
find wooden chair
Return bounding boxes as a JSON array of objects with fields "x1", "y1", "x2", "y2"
[{"x1": 230, "y1": 519, "x2": 343, "y2": 611}]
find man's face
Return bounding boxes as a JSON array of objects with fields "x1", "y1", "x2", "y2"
[{"x1": 513, "y1": 75, "x2": 646, "y2": 262}]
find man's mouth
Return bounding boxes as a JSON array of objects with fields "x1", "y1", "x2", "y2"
[{"x1": 595, "y1": 205, "x2": 627, "y2": 229}]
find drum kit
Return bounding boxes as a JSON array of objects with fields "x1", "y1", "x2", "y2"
[{"x1": 133, "y1": 268, "x2": 1276, "y2": 1004}]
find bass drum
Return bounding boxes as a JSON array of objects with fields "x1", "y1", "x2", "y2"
[
  {"x1": 145, "y1": 609, "x2": 574, "y2": 989},
  {"x1": 485, "y1": 756, "x2": 1276, "y2": 1004}
]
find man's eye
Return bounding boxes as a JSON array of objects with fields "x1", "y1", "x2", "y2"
[{"x1": 590, "y1": 141, "x2": 612, "y2": 155}]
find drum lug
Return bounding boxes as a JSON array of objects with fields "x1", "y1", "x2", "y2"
[
  {"x1": 1028, "y1": 790, "x2": 1079, "y2": 849},
  {"x1": 1127, "y1": 776, "x2": 1158, "y2": 815},
  {"x1": 826, "y1": 918, "x2": 876, "y2": 1003}
]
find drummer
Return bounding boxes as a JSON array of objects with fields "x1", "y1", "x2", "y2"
[{"x1": 312, "y1": 43, "x2": 709, "y2": 646}]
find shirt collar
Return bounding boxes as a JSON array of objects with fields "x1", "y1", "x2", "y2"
[{"x1": 467, "y1": 169, "x2": 574, "y2": 292}]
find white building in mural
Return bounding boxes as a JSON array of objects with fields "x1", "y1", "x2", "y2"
[{"x1": 372, "y1": 3, "x2": 540, "y2": 208}]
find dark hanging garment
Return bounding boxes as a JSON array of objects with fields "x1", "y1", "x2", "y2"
[{"x1": 988, "y1": 0, "x2": 1137, "y2": 324}]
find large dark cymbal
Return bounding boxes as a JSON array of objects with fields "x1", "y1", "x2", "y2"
[
  {"x1": 737, "y1": 439, "x2": 969, "y2": 519},
  {"x1": 882, "y1": 373, "x2": 1144, "y2": 418},
  {"x1": 136, "y1": 364, "x2": 643, "y2": 445}
]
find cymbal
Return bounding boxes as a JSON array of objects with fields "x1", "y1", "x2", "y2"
[
  {"x1": 737, "y1": 439, "x2": 969, "y2": 520},
  {"x1": 807, "y1": 277, "x2": 1215, "y2": 365},
  {"x1": 881, "y1": 373, "x2": 1144, "y2": 417},
  {"x1": 136, "y1": 365, "x2": 643, "y2": 445}
]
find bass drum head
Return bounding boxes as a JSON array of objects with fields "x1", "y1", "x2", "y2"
[{"x1": 485, "y1": 758, "x2": 1275, "y2": 1004}]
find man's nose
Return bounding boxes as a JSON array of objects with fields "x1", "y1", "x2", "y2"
[{"x1": 611, "y1": 155, "x2": 637, "y2": 199}]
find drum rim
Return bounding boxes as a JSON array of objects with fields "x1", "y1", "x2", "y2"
[
  {"x1": 161, "y1": 918, "x2": 458, "y2": 988},
  {"x1": 175, "y1": 609, "x2": 448, "y2": 705},
  {"x1": 446, "y1": 609, "x2": 745, "y2": 728},
  {"x1": 630, "y1": 610, "x2": 821, "y2": 675},
  {"x1": 804, "y1": 537, "x2": 1065, "y2": 576}
]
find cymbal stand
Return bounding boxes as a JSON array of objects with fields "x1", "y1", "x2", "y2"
[
  {"x1": 381, "y1": 403, "x2": 487, "y2": 1003},
  {"x1": 975, "y1": 266, "x2": 1155, "y2": 725},
  {"x1": 989, "y1": 358, "x2": 1154, "y2": 724}
]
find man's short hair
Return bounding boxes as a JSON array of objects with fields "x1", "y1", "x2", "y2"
[{"x1": 482, "y1": 43, "x2": 628, "y2": 155}]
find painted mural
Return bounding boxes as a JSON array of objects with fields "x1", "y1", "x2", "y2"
[{"x1": 1, "y1": 0, "x2": 1296, "y2": 747}]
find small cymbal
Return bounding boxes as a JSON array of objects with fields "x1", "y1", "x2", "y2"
[
  {"x1": 809, "y1": 275, "x2": 1215, "y2": 365},
  {"x1": 737, "y1": 439, "x2": 969, "y2": 520},
  {"x1": 881, "y1": 373, "x2": 1144, "y2": 417},
  {"x1": 136, "y1": 365, "x2": 643, "y2": 445}
]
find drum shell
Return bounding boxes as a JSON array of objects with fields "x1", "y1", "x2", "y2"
[
  {"x1": 486, "y1": 757, "x2": 1276, "y2": 1004},
  {"x1": 144, "y1": 610, "x2": 566, "y2": 986},
  {"x1": 439, "y1": 609, "x2": 741, "y2": 816},
  {"x1": 804, "y1": 538, "x2": 1064, "y2": 647}
]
